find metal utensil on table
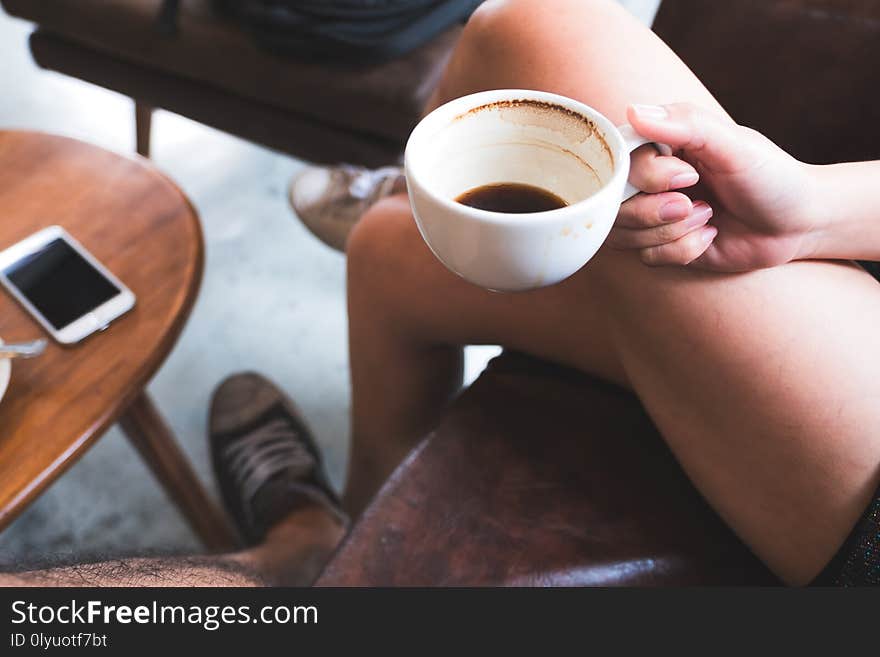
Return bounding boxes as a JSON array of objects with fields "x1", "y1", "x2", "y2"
[{"x1": 0, "y1": 339, "x2": 48, "y2": 360}]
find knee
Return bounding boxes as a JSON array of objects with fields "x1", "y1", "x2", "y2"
[
  {"x1": 346, "y1": 195, "x2": 421, "y2": 306},
  {"x1": 459, "y1": 0, "x2": 535, "y2": 61},
  {"x1": 461, "y1": 0, "x2": 615, "y2": 57}
]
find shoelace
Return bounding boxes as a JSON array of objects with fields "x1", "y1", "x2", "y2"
[
  {"x1": 223, "y1": 418, "x2": 315, "y2": 512},
  {"x1": 346, "y1": 165, "x2": 404, "y2": 202}
]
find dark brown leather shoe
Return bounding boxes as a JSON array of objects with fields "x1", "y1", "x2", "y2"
[{"x1": 209, "y1": 372, "x2": 345, "y2": 545}]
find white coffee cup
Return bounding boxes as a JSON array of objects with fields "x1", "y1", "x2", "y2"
[{"x1": 404, "y1": 89, "x2": 670, "y2": 292}]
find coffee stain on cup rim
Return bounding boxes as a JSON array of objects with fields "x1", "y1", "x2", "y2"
[{"x1": 453, "y1": 98, "x2": 614, "y2": 166}]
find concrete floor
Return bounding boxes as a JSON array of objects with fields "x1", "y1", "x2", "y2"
[{"x1": 0, "y1": 0, "x2": 659, "y2": 568}]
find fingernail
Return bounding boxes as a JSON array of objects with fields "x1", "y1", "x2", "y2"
[
  {"x1": 683, "y1": 201, "x2": 713, "y2": 228},
  {"x1": 631, "y1": 104, "x2": 668, "y2": 121},
  {"x1": 658, "y1": 199, "x2": 691, "y2": 221},
  {"x1": 669, "y1": 171, "x2": 699, "y2": 189},
  {"x1": 700, "y1": 225, "x2": 718, "y2": 244}
]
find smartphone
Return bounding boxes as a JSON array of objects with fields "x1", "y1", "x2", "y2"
[{"x1": 0, "y1": 226, "x2": 136, "y2": 344}]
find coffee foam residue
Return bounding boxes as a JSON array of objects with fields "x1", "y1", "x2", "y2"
[
  {"x1": 559, "y1": 145, "x2": 601, "y2": 189},
  {"x1": 454, "y1": 98, "x2": 614, "y2": 167}
]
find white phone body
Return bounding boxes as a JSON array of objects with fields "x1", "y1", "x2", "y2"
[{"x1": 0, "y1": 226, "x2": 136, "y2": 345}]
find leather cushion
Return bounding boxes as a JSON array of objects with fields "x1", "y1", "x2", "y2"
[
  {"x1": 28, "y1": 30, "x2": 405, "y2": 167},
  {"x1": 652, "y1": 0, "x2": 880, "y2": 164},
  {"x1": 1, "y1": 0, "x2": 459, "y2": 143},
  {"x1": 318, "y1": 353, "x2": 778, "y2": 586}
]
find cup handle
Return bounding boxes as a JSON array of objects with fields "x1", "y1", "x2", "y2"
[{"x1": 618, "y1": 124, "x2": 674, "y2": 201}]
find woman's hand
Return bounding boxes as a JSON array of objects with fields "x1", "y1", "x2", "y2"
[{"x1": 610, "y1": 102, "x2": 819, "y2": 271}]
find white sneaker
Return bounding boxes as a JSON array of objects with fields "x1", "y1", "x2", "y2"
[{"x1": 289, "y1": 164, "x2": 406, "y2": 252}]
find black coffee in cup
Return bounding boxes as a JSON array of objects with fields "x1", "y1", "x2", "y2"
[{"x1": 455, "y1": 183, "x2": 567, "y2": 213}]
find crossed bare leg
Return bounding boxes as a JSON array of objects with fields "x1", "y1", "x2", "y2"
[{"x1": 342, "y1": 0, "x2": 880, "y2": 585}]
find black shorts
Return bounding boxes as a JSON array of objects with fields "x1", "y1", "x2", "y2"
[
  {"x1": 815, "y1": 264, "x2": 880, "y2": 585},
  {"x1": 811, "y1": 482, "x2": 880, "y2": 586}
]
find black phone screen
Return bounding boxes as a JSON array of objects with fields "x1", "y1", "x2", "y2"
[{"x1": 3, "y1": 238, "x2": 121, "y2": 330}]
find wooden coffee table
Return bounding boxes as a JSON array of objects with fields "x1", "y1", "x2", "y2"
[{"x1": 0, "y1": 131, "x2": 236, "y2": 549}]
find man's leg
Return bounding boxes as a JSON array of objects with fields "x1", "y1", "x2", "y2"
[
  {"x1": 0, "y1": 506, "x2": 343, "y2": 587},
  {"x1": 342, "y1": 0, "x2": 880, "y2": 584},
  {"x1": 1, "y1": 372, "x2": 347, "y2": 588}
]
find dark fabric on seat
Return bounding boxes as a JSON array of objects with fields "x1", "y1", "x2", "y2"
[
  {"x1": 1, "y1": 0, "x2": 458, "y2": 144},
  {"x1": 212, "y1": 0, "x2": 480, "y2": 64},
  {"x1": 317, "y1": 353, "x2": 778, "y2": 586}
]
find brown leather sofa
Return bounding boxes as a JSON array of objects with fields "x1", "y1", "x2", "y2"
[
  {"x1": 5, "y1": 0, "x2": 879, "y2": 585},
  {"x1": 0, "y1": 0, "x2": 458, "y2": 164}
]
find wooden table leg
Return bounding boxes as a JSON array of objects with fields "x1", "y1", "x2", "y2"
[
  {"x1": 135, "y1": 102, "x2": 153, "y2": 158},
  {"x1": 119, "y1": 391, "x2": 239, "y2": 551}
]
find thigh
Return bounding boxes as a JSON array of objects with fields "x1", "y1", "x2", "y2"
[
  {"x1": 431, "y1": 0, "x2": 729, "y2": 124},
  {"x1": 590, "y1": 249, "x2": 880, "y2": 584}
]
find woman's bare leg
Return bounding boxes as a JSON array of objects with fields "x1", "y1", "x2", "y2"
[{"x1": 342, "y1": 0, "x2": 880, "y2": 584}]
